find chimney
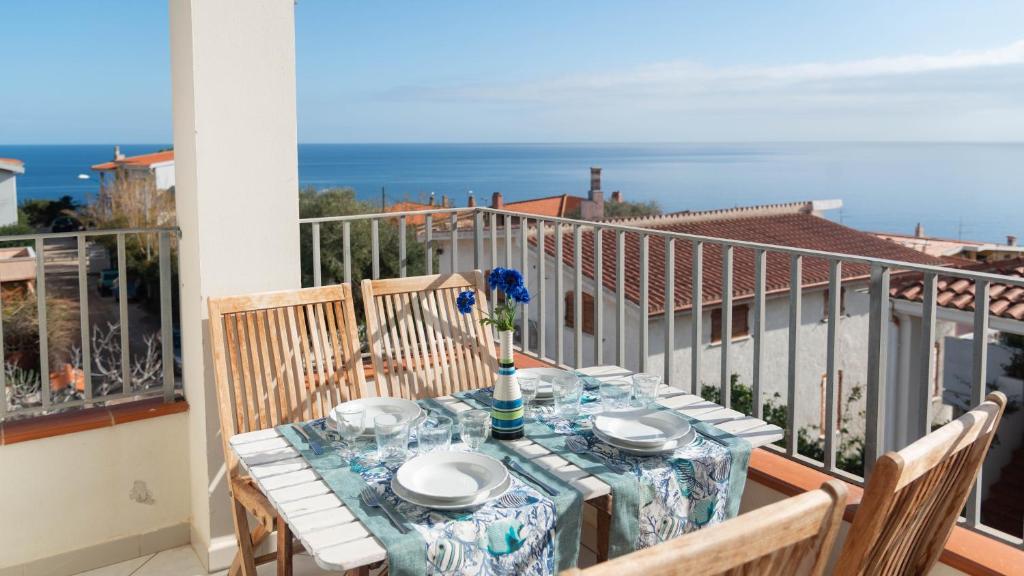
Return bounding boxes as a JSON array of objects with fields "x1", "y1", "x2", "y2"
[
  {"x1": 429, "y1": 192, "x2": 435, "y2": 206},
  {"x1": 914, "y1": 223, "x2": 925, "y2": 238},
  {"x1": 491, "y1": 191, "x2": 504, "y2": 209},
  {"x1": 581, "y1": 167, "x2": 604, "y2": 220},
  {"x1": 441, "y1": 195, "x2": 450, "y2": 208},
  {"x1": 611, "y1": 191, "x2": 623, "y2": 204},
  {"x1": 467, "y1": 191, "x2": 476, "y2": 207},
  {"x1": 114, "y1": 145, "x2": 125, "y2": 161},
  {"x1": 1008, "y1": 235, "x2": 1018, "y2": 247}
]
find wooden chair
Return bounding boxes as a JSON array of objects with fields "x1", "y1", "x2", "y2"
[
  {"x1": 834, "y1": 392, "x2": 1007, "y2": 576},
  {"x1": 208, "y1": 284, "x2": 367, "y2": 576},
  {"x1": 563, "y1": 480, "x2": 848, "y2": 576},
  {"x1": 361, "y1": 271, "x2": 497, "y2": 399}
]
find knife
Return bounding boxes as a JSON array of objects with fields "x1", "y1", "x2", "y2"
[
  {"x1": 502, "y1": 456, "x2": 558, "y2": 496},
  {"x1": 291, "y1": 423, "x2": 324, "y2": 456},
  {"x1": 302, "y1": 422, "x2": 328, "y2": 455}
]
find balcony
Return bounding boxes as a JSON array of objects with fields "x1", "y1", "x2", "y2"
[{"x1": 2, "y1": 3, "x2": 1023, "y2": 575}]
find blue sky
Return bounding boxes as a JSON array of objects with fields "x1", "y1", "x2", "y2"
[{"x1": 2, "y1": 0, "x2": 1023, "y2": 143}]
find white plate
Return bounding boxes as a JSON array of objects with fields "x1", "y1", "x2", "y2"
[
  {"x1": 593, "y1": 425, "x2": 696, "y2": 455},
  {"x1": 392, "y1": 473, "x2": 512, "y2": 510},
  {"x1": 329, "y1": 397, "x2": 423, "y2": 437},
  {"x1": 594, "y1": 409, "x2": 692, "y2": 448},
  {"x1": 395, "y1": 451, "x2": 508, "y2": 502},
  {"x1": 518, "y1": 367, "x2": 573, "y2": 398}
]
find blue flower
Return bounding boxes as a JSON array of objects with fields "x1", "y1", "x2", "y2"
[
  {"x1": 507, "y1": 285, "x2": 530, "y2": 304},
  {"x1": 501, "y1": 268, "x2": 524, "y2": 292},
  {"x1": 487, "y1": 268, "x2": 506, "y2": 291},
  {"x1": 456, "y1": 290, "x2": 476, "y2": 314}
]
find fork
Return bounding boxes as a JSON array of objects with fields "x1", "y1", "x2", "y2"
[{"x1": 360, "y1": 486, "x2": 410, "y2": 534}]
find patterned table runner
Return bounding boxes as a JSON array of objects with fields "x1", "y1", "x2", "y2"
[{"x1": 278, "y1": 401, "x2": 583, "y2": 576}]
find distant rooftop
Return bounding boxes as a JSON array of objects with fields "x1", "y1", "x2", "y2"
[
  {"x1": 0, "y1": 158, "x2": 25, "y2": 174},
  {"x1": 892, "y1": 258, "x2": 1024, "y2": 322},
  {"x1": 91, "y1": 150, "x2": 175, "y2": 172}
]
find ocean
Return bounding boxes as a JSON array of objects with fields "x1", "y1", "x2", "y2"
[{"x1": 1, "y1": 143, "x2": 1021, "y2": 243}]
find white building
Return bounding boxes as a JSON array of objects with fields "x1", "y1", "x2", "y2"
[
  {"x1": 91, "y1": 146, "x2": 176, "y2": 192},
  {"x1": 0, "y1": 158, "x2": 24, "y2": 226}
]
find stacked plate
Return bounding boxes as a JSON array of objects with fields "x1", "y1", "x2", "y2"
[
  {"x1": 329, "y1": 397, "x2": 422, "y2": 437},
  {"x1": 592, "y1": 409, "x2": 696, "y2": 455},
  {"x1": 392, "y1": 452, "x2": 511, "y2": 510},
  {"x1": 518, "y1": 367, "x2": 570, "y2": 402}
]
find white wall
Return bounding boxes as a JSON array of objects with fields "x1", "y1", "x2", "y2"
[
  {"x1": 170, "y1": 0, "x2": 300, "y2": 570},
  {"x1": 0, "y1": 414, "x2": 190, "y2": 570},
  {"x1": 0, "y1": 172, "x2": 19, "y2": 227},
  {"x1": 153, "y1": 162, "x2": 175, "y2": 191}
]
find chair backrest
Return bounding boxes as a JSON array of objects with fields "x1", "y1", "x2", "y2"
[
  {"x1": 361, "y1": 271, "x2": 497, "y2": 399},
  {"x1": 208, "y1": 284, "x2": 366, "y2": 470},
  {"x1": 562, "y1": 480, "x2": 848, "y2": 576},
  {"x1": 835, "y1": 392, "x2": 1007, "y2": 576}
]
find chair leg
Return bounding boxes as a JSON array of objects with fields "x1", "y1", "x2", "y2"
[
  {"x1": 277, "y1": 515, "x2": 293, "y2": 576},
  {"x1": 231, "y1": 498, "x2": 259, "y2": 576}
]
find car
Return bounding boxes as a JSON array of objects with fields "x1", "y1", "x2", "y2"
[
  {"x1": 51, "y1": 216, "x2": 84, "y2": 233},
  {"x1": 97, "y1": 269, "x2": 118, "y2": 296}
]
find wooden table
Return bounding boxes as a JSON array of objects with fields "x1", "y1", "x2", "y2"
[{"x1": 227, "y1": 365, "x2": 785, "y2": 573}]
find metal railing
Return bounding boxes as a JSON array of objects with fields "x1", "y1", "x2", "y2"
[
  {"x1": 0, "y1": 227, "x2": 180, "y2": 420},
  {"x1": 301, "y1": 205, "x2": 1024, "y2": 548}
]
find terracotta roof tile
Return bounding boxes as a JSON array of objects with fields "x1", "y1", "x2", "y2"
[
  {"x1": 540, "y1": 212, "x2": 945, "y2": 314},
  {"x1": 891, "y1": 258, "x2": 1024, "y2": 320},
  {"x1": 91, "y1": 150, "x2": 174, "y2": 171},
  {"x1": 503, "y1": 194, "x2": 583, "y2": 218}
]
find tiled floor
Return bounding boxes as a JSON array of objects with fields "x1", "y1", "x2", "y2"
[{"x1": 73, "y1": 546, "x2": 332, "y2": 576}]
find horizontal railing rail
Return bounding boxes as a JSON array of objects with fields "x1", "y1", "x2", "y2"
[
  {"x1": 300, "y1": 205, "x2": 1023, "y2": 548},
  {"x1": 0, "y1": 227, "x2": 182, "y2": 421}
]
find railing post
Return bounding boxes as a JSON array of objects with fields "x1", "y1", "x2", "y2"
[
  {"x1": 616, "y1": 230, "x2": 626, "y2": 367},
  {"x1": 371, "y1": 219, "x2": 380, "y2": 280},
  {"x1": 36, "y1": 237, "x2": 50, "y2": 408},
  {"x1": 752, "y1": 249, "x2": 766, "y2": 419},
  {"x1": 573, "y1": 225, "x2": 583, "y2": 368},
  {"x1": 398, "y1": 216, "x2": 407, "y2": 278},
  {"x1": 720, "y1": 244, "x2": 733, "y2": 409},
  {"x1": 537, "y1": 220, "x2": 547, "y2": 359},
  {"x1": 917, "y1": 272, "x2": 937, "y2": 440},
  {"x1": 824, "y1": 260, "x2": 841, "y2": 471},
  {"x1": 489, "y1": 213, "x2": 498, "y2": 272},
  {"x1": 864, "y1": 264, "x2": 891, "y2": 479},
  {"x1": 593, "y1": 227, "x2": 603, "y2": 365},
  {"x1": 425, "y1": 214, "x2": 434, "y2": 276},
  {"x1": 786, "y1": 254, "x2": 802, "y2": 456},
  {"x1": 342, "y1": 221, "x2": 352, "y2": 284},
  {"x1": 504, "y1": 213, "x2": 512, "y2": 268},
  {"x1": 520, "y1": 217, "x2": 529, "y2": 352},
  {"x1": 0, "y1": 278, "x2": 6, "y2": 419},
  {"x1": 639, "y1": 233, "x2": 649, "y2": 373},
  {"x1": 78, "y1": 234, "x2": 93, "y2": 402},
  {"x1": 691, "y1": 240, "x2": 703, "y2": 395},
  {"x1": 451, "y1": 213, "x2": 460, "y2": 273},
  {"x1": 664, "y1": 237, "x2": 675, "y2": 384},
  {"x1": 966, "y1": 279, "x2": 990, "y2": 527},
  {"x1": 117, "y1": 233, "x2": 131, "y2": 394},
  {"x1": 473, "y1": 211, "x2": 483, "y2": 270},
  {"x1": 555, "y1": 224, "x2": 565, "y2": 365},
  {"x1": 312, "y1": 222, "x2": 322, "y2": 287},
  {"x1": 159, "y1": 232, "x2": 175, "y2": 402}
]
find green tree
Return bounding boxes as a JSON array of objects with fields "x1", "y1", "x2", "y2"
[
  {"x1": 21, "y1": 195, "x2": 79, "y2": 228},
  {"x1": 299, "y1": 187, "x2": 430, "y2": 310},
  {"x1": 602, "y1": 199, "x2": 662, "y2": 219}
]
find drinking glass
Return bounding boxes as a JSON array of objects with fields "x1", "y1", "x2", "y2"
[
  {"x1": 374, "y1": 413, "x2": 410, "y2": 465},
  {"x1": 459, "y1": 409, "x2": 490, "y2": 451},
  {"x1": 332, "y1": 404, "x2": 365, "y2": 461},
  {"x1": 552, "y1": 374, "x2": 583, "y2": 420},
  {"x1": 518, "y1": 374, "x2": 539, "y2": 420},
  {"x1": 632, "y1": 373, "x2": 662, "y2": 408},
  {"x1": 417, "y1": 415, "x2": 453, "y2": 453},
  {"x1": 600, "y1": 379, "x2": 632, "y2": 411}
]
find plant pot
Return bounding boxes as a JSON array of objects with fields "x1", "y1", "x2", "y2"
[{"x1": 490, "y1": 330, "x2": 524, "y2": 440}]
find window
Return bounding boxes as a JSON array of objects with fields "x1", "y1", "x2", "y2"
[
  {"x1": 822, "y1": 287, "x2": 847, "y2": 320},
  {"x1": 710, "y1": 304, "x2": 749, "y2": 344},
  {"x1": 565, "y1": 291, "x2": 595, "y2": 335}
]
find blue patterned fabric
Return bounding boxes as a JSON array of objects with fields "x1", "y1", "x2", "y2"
[{"x1": 277, "y1": 402, "x2": 582, "y2": 576}]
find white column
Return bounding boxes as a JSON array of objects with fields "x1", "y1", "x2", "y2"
[{"x1": 169, "y1": 0, "x2": 299, "y2": 570}]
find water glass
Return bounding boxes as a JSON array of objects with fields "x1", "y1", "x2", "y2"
[
  {"x1": 417, "y1": 415, "x2": 453, "y2": 453},
  {"x1": 332, "y1": 404, "x2": 366, "y2": 460},
  {"x1": 553, "y1": 374, "x2": 583, "y2": 420},
  {"x1": 518, "y1": 374, "x2": 539, "y2": 419},
  {"x1": 459, "y1": 409, "x2": 490, "y2": 451},
  {"x1": 374, "y1": 413, "x2": 410, "y2": 464},
  {"x1": 600, "y1": 379, "x2": 632, "y2": 411},
  {"x1": 632, "y1": 373, "x2": 661, "y2": 408}
]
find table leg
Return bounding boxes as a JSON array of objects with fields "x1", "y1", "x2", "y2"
[
  {"x1": 277, "y1": 516, "x2": 293, "y2": 576},
  {"x1": 593, "y1": 495, "x2": 613, "y2": 562}
]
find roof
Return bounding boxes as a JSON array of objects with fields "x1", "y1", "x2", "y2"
[
  {"x1": 91, "y1": 150, "x2": 174, "y2": 172},
  {"x1": 0, "y1": 158, "x2": 25, "y2": 175},
  {"x1": 385, "y1": 201, "x2": 435, "y2": 226},
  {"x1": 891, "y1": 258, "x2": 1024, "y2": 321},
  {"x1": 541, "y1": 211, "x2": 945, "y2": 315},
  {"x1": 503, "y1": 194, "x2": 582, "y2": 218}
]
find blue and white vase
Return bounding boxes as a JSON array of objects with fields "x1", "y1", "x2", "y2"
[{"x1": 491, "y1": 330, "x2": 524, "y2": 440}]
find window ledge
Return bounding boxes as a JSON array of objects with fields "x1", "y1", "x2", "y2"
[
  {"x1": 748, "y1": 448, "x2": 1024, "y2": 576},
  {"x1": 706, "y1": 335, "x2": 752, "y2": 348},
  {"x1": 1, "y1": 397, "x2": 188, "y2": 445}
]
